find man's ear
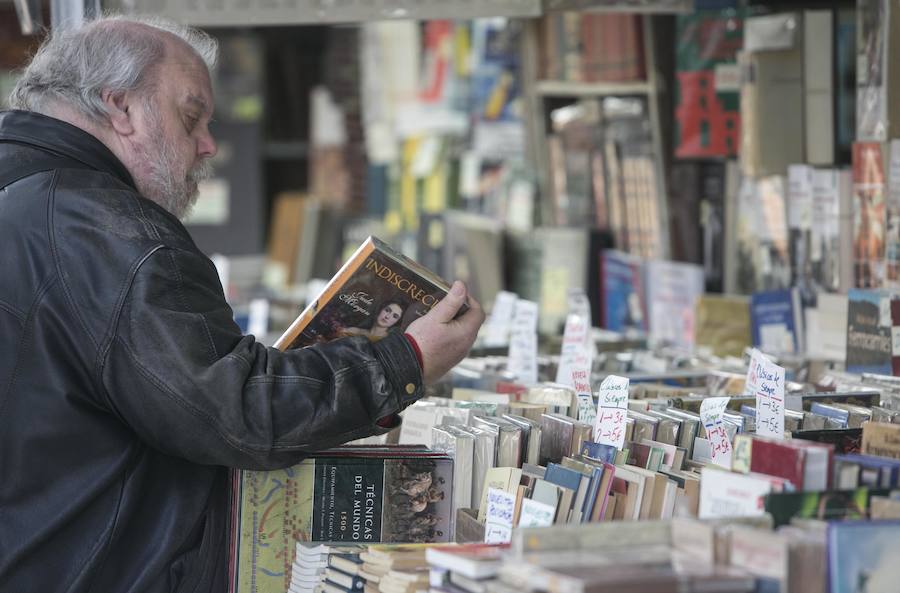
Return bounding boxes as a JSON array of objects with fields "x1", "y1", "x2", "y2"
[{"x1": 100, "y1": 89, "x2": 135, "y2": 136}]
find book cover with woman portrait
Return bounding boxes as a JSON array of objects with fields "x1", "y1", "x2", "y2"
[{"x1": 275, "y1": 236, "x2": 464, "y2": 350}]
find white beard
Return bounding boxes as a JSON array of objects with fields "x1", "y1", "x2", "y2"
[{"x1": 132, "y1": 107, "x2": 212, "y2": 220}]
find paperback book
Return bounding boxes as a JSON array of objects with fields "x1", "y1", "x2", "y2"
[{"x1": 275, "y1": 236, "x2": 461, "y2": 350}]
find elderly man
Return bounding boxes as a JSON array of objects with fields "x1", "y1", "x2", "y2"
[{"x1": 0, "y1": 16, "x2": 483, "y2": 593}]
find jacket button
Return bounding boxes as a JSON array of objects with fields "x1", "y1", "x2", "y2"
[{"x1": 405, "y1": 383, "x2": 416, "y2": 396}]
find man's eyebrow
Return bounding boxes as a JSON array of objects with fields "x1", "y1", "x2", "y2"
[{"x1": 186, "y1": 94, "x2": 211, "y2": 116}]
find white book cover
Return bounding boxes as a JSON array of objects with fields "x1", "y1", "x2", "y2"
[
  {"x1": 699, "y1": 467, "x2": 784, "y2": 519},
  {"x1": 398, "y1": 404, "x2": 441, "y2": 447},
  {"x1": 644, "y1": 260, "x2": 705, "y2": 350}
]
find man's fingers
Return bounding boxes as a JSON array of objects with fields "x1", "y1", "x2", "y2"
[
  {"x1": 429, "y1": 281, "x2": 469, "y2": 323},
  {"x1": 455, "y1": 294, "x2": 485, "y2": 333}
]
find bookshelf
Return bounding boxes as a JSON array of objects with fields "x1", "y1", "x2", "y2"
[
  {"x1": 521, "y1": 14, "x2": 671, "y2": 259},
  {"x1": 534, "y1": 80, "x2": 655, "y2": 97}
]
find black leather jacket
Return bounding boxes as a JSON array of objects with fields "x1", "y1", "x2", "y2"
[{"x1": 0, "y1": 110, "x2": 423, "y2": 593}]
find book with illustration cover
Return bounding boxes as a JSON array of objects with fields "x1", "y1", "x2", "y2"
[
  {"x1": 846, "y1": 289, "x2": 892, "y2": 374},
  {"x1": 763, "y1": 487, "x2": 888, "y2": 528},
  {"x1": 852, "y1": 142, "x2": 887, "y2": 288},
  {"x1": 229, "y1": 452, "x2": 453, "y2": 593},
  {"x1": 274, "y1": 236, "x2": 462, "y2": 350}
]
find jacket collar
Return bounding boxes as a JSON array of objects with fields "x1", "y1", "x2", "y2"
[{"x1": 0, "y1": 109, "x2": 136, "y2": 190}]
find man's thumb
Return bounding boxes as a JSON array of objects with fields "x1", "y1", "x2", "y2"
[{"x1": 430, "y1": 281, "x2": 467, "y2": 323}]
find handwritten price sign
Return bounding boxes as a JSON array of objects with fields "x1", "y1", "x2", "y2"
[
  {"x1": 744, "y1": 349, "x2": 785, "y2": 439},
  {"x1": 507, "y1": 299, "x2": 539, "y2": 385},
  {"x1": 571, "y1": 350, "x2": 597, "y2": 424},
  {"x1": 484, "y1": 488, "x2": 516, "y2": 544},
  {"x1": 556, "y1": 314, "x2": 592, "y2": 387},
  {"x1": 593, "y1": 375, "x2": 629, "y2": 449},
  {"x1": 700, "y1": 397, "x2": 733, "y2": 469}
]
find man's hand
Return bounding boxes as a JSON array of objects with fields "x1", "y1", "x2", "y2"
[{"x1": 406, "y1": 281, "x2": 485, "y2": 384}]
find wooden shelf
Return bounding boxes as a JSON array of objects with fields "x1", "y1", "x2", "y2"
[{"x1": 534, "y1": 80, "x2": 653, "y2": 98}]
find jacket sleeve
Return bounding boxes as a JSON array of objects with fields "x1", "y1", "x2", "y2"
[{"x1": 99, "y1": 245, "x2": 424, "y2": 470}]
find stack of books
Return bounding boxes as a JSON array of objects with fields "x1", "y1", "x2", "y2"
[
  {"x1": 426, "y1": 543, "x2": 507, "y2": 593},
  {"x1": 229, "y1": 234, "x2": 900, "y2": 593},
  {"x1": 321, "y1": 549, "x2": 369, "y2": 593},
  {"x1": 359, "y1": 544, "x2": 434, "y2": 593},
  {"x1": 289, "y1": 543, "x2": 333, "y2": 593}
]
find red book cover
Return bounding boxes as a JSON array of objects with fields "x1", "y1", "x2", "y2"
[
  {"x1": 496, "y1": 382, "x2": 528, "y2": 397},
  {"x1": 425, "y1": 543, "x2": 509, "y2": 579},
  {"x1": 748, "y1": 437, "x2": 807, "y2": 490}
]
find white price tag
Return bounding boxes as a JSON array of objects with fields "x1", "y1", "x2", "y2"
[
  {"x1": 700, "y1": 397, "x2": 733, "y2": 469},
  {"x1": 744, "y1": 349, "x2": 786, "y2": 439},
  {"x1": 593, "y1": 375, "x2": 629, "y2": 450},
  {"x1": 518, "y1": 498, "x2": 556, "y2": 528},
  {"x1": 507, "y1": 299, "x2": 539, "y2": 385},
  {"x1": 555, "y1": 314, "x2": 592, "y2": 386},
  {"x1": 572, "y1": 366, "x2": 595, "y2": 425},
  {"x1": 484, "y1": 488, "x2": 516, "y2": 544},
  {"x1": 484, "y1": 291, "x2": 518, "y2": 347}
]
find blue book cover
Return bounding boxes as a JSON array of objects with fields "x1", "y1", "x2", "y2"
[
  {"x1": 580, "y1": 441, "x2": 618, "y2": 464},
  {"x1": 810, "y1": 403, "x2": 850, "y2": 428},
  {"x1": 601, "y1": 250, "x2": 646, "y2": 332},
  {"x1": 543, "y1": 463, "x2": 584, "y2": 493},
  {"x1": 836, "y1": 454, "x2": 900, "y2": 488},
  {"x1": 749, "y1": 289, "x2": 801, "y2": 354},
  {"x1": 846, "y1": 289, "x2": 892, "y2": 375},
  {"x1": 827, "y1": 520, "x2": 900, "y2": 593},
  {"x1": 580, "y1": 465, "x2": 605, "y2": 523}
]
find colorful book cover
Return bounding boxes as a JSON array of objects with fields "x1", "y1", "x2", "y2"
[
  {"x1": 852, "y1": 142, "x2": 886, "y2": 288},
  {"x1": 600, "y1": 250, "x2": 646, "y2": 333},
  {"x1": 763, "y1": 488, "x2": 883, "y2": 528},
  {"x1": 230, "y1": 454, "x2": 453, "y2": 593},
  {"x1": 845, "y1": 289, "x2": 892, "y2": 374},
  {"x1": 792, "y1": 428, "x2": 863, "y2": 455},
  {"x1": 274, "y1": 236, "x2": 459, "y2": 350},
  {"x1": 749, "y1": 289, "x2": 802, "y2": 355},
  {"x1": 827, "y1": 520, "x2": 900, "y2": 593},
  {"x1": 675, "y1": 8, "x2": 744, "y2": 158}
]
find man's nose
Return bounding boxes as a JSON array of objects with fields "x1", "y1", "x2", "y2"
[{"x1": 198, "y1": 130, "x2": 217, "y2": 159}]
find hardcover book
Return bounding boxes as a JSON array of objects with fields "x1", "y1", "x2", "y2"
[
  {"x1": 763, "y1": 487, "x2": 887, "y2": 528},
  {"x1": 274, "y1": 236, "x2": 461, "y2": 350},
  {"x1": 861, "y1": 421, "x2": 900, "y2": 459},
  {"x1": 845, "y1": 289, "x2": 892, "y2": 374},
  {"x1": 749, "y1": 288, "x2": 803, "y2": 355},
  {"x1": 852, "y1": 143, "x2": 887, "y2": 288},
  {"x1": 599, "y1": 250, "x2": 646, "y2": 333},
  {"x1": 827, "y1": 520, "x2": 900, "y2": 593},
  {"x1": 230, "y1": 451, "x2": 453, "y2": 593},
  {"x1": 674, "y1": 8, "x2": 744, "y2": 159},
  {"x1": 694, "y1": 294, "x2": 751, "y2": 358}
]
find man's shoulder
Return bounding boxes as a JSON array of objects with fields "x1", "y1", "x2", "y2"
[{"x1": 51, "y1": 168, "x2": 198, "y2": 253}]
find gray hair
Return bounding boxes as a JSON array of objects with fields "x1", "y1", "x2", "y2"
[{"x1": 8, "y1": 15, "x2": 218, "y2": 122}]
